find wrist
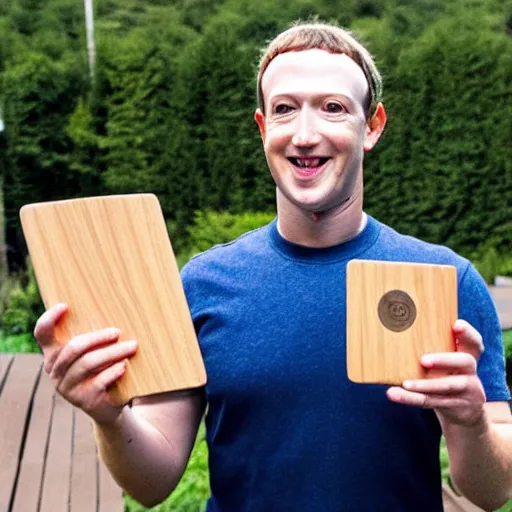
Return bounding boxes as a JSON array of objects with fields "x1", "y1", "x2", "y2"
[
  {"x1": 93, "y1": 403, "x2": 128, "y2": 432},
  {"x1": 440, "y1": 407, "x2": 490, "y2": 438},
  {"x1": 87, "y1": 396, "x2": 126, "y2": 426}
]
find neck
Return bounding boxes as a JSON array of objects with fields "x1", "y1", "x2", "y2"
[{"x1": 276, "y1": 180, "x2": 366, "y2": 248}]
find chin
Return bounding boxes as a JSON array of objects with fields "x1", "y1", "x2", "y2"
[
  {"x1": 296, "y1": 194, "x2": 354, "y2": 216},
  {"x1": 292, "y1": 198, "x2": 332, "y2": 214}
]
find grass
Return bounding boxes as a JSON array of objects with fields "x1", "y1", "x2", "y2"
[
  {"x1": 504, "y1": 330, "x2": 512, "y2": 360},
  {"x1": 0, "y1": 331, "x2": 40, "y2": 353}
]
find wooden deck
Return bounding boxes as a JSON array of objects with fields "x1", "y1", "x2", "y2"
[{"x1": 0, "y1": 353, "x2": 123, "y2": 512}]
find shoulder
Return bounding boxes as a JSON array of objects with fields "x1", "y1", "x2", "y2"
[
  {"x1": 180, "y1": 221, "x2": 273, "y2": 291},
  {"x1": 374, "y1": 220, "x2": 471, "y2": 277}
]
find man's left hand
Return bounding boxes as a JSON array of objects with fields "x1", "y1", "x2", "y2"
[{"x1": 386, "y1": 320, "x2": 487, "y2": 427}]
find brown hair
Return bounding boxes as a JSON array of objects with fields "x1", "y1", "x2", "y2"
[{"x1": 257, "y1": 22, "x2": 382, "y2": 118}]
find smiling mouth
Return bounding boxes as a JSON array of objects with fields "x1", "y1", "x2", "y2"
[{"x1": 288, "y1": 157, "x2": 330, "y2": 169}]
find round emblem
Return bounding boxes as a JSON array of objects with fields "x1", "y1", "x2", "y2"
[{"x1": 378, "y1": 290, "x2": 417, "y2": 332}]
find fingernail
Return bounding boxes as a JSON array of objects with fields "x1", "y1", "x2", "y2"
[
  {"x1": 453, "y1": 320, "x2": 465, "y2": 331},
  {"x1": 125, "y1": 340, "x2": 137, "y2": 350},
  {"x1": 422, "y1": 356, "x2": 434, "y2": 366},
  {"x1": 109, "y1": 328, "x2": 121, "y2": 337}
]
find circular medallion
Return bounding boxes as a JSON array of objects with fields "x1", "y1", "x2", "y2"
[{"x1": 378, "y1": 290, "x2": 416, "y2": 332}]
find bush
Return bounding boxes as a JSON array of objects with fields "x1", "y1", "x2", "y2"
[
  {"x1": 0, "y1": 331, "x2": 40, "y2": 353},
  {"x1": 0, "y1": 260, "x2": 44, "y2": 340},
  {"x1": 472, "y1": 247, "x2": 512, "y2": 285},
  {"x1": 503, "y1": 330, "x2": 512, "y2": 392},
  {"x1": 0, "y1": 272, "x2": 19, "y2": 319}
]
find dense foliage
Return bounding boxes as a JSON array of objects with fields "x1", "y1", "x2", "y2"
[{"x1": 0, "y1": 0, "x2": 511, "y2": 268}]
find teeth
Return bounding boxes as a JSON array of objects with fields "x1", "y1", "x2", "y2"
[{"x1": 295, "y1": 158, "x2": 322, "y2": 168}]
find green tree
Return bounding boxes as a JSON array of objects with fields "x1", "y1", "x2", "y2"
[
  {"x1": 96, "y1": 16, "x2": 197, "y2": 208},
  {"x1": 3, "y1": 52, "x2": 84, "y2": 262},
  {"x1": 366, "y1": 11, "x2": 512, "y2": 255}
]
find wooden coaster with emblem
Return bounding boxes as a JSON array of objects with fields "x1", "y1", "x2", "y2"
[
  {"x1": 20, "y1": 194, "x2": 206, "y2": 405},
  {"x1": 346, "y1": 260, "x2": 457, "y2": 384}
]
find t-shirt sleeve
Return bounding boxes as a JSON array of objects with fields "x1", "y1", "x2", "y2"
[{"x1": 458, "y1": 262, "x2": 510, "y2": 402}]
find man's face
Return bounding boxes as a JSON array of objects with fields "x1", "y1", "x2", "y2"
[{"x1": 255, "y1": 49, "x2": 384, "y2": 215}]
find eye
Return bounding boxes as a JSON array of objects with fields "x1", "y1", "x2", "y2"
[
  {"x1": 274, "y1": 104, "x2": 294, "y2": 115},
  {"x1": 325, "y1": 102, "x2": 346, "y2": 114}
]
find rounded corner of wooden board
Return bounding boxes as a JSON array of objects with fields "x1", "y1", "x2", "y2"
[
  {"x1": 19, "y1": 203, "x2": 37, "y2": 222},
  {"x1": 346, "y1": 370, "x2": 363, "y2": 385},
  {"x1": 346, "y1": 259, "x2": 363, "y2": 269},
  {"x1": 19, "y1": 203, "x2": 30, "y2": 217},
  {"x1": 142, "y1": 192, "x2": 159, "y2": 202}
]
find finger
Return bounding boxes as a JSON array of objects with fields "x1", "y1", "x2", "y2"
[
  {"x1": 34, "y1": 304, "x2": 69, "y2": 373},
  {"x1": 402, "y1": 375, "x2": 472, "y2": 395},
  {"x1": 50, "y1": 328, "x2": 121, "y2": 379},
  {"x1": 453, "y1": 319, "x2": 484, "y2": 360},
  {"x1": 58, "y1": 340, "x2": 137, "y2": 392},
  {"x1": 421, "y1": 352, "x2": 477, "y2": 374},
  {"x1": 69, "y1": 361, "x2": 127, "y2": 419},
  {"x1": 96, "y1": 360, "x2": 128, "y2": 390},
  {"x1": 387, "y1": 387, "x2": 470, "y2": 409}
]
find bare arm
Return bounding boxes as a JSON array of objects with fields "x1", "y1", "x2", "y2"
[
  {"x1": 442, "y1": 401, "x2": 512, "y2": 511},
  {"x1": 95, "y1": 390, "x2": 206, "y2": 508},
  {"x1": 34, "y1": 303, "x2": 206, "y2": 508},
  {"x1": 387, "y1": 320, "x2": 512, "y2": 511}
]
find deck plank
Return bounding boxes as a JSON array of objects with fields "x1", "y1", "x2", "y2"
[
  {"x1": 0, "y1": 353, "x2": 42, "y2": 511},
  {"x1": 0, "y1": 354, "x2": 14, "y2": 392},
  {"x1": 11, "y1": 365, "x2": 55, "y2": 512},
  {"x1": 39, "y1": 393, "x2": 74, "y2": 512},
  {"x1": 70, "y1": 408, "x2": 98, "y2": 512}
]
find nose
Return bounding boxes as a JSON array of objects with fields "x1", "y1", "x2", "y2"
[{"x1": 291, "y1": 106, "x2": 321, "y2": 148}]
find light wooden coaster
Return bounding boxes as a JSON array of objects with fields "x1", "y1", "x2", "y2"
[
  {"x1": 20, "y1": 194, "x2": 206, "y2": 404},
  {"x1": 346, "y1": 260, "x2": 457, "y2": 385}
]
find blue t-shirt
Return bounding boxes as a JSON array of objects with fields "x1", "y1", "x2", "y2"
[{"x1": 181, "y1": 215, "x2": 510, "y2": 512}]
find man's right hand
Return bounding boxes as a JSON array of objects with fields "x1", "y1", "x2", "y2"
[{"x1": 34, "y1": 303, "x2": 138, "y2": 426}]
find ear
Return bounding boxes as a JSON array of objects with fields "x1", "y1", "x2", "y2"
[
  {"x1": 254, "y1": 108, "x2": 266, "y2": 143},
  {"x1": 364, "y1": 102, "x2": 387, "y2": 152}
]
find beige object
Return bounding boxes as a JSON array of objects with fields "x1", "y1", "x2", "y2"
[
  {"x1": 346, "y1": 260, "x2": 457, "y2": 384},
  {"x1": 20, "y1": 194, "x2": 206, "y2": 405}
]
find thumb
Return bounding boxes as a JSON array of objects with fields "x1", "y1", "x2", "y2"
[
  {"x1": 453, "y1": 319, "x2": 484, "y2": 362},
  {"x1": 34, "y1": 303, "x2": 70, "y2": 348}
]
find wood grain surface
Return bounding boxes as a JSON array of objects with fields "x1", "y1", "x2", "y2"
[
  {"x1": 346, "y1": 260, "x2": 457, "y2": 384},
  {"x1": 20, "y1": 194, "x2": 206, "y2": 404}
]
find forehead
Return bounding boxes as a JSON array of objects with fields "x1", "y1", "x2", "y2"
[{"x1": 261, "y1": 49, "x2": 369, "y2": 107}]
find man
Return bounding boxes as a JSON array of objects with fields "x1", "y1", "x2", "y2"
[{"x1": 34, "y1": 22, "x2": 511, "y2": 511}]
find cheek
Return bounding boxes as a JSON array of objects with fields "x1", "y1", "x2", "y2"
[
  {"x1": 264, "y1": 125, "x2": 292, "y2": 153},
  {"x1": 326, "y1": 119, "x2": 365, "y2": 148},
  {"x1": 329, "y1": 129, "x2": 359, "y2": 151}
]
